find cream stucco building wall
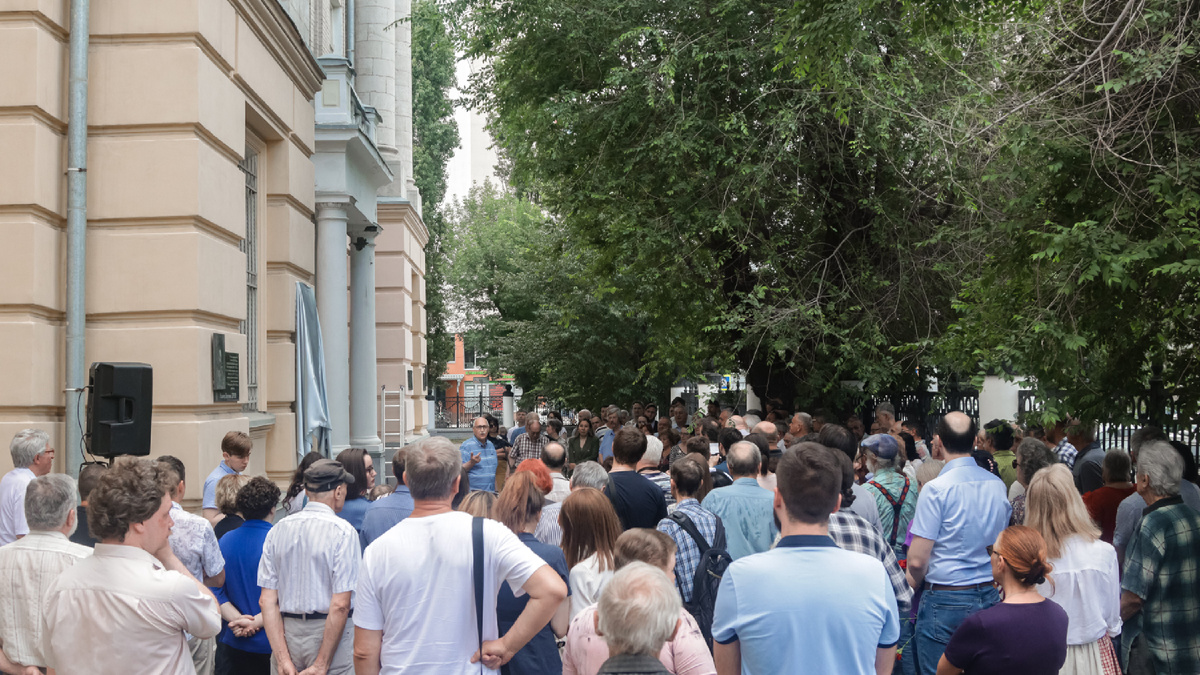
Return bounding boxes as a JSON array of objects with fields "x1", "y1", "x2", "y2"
[{"x1": 0, "y1": 0, "x2": 429, "y2": 505}]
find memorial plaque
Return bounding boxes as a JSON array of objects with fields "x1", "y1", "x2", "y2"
[{"x1": 212, "y1": 334, "x2": 240, "y2": 402}]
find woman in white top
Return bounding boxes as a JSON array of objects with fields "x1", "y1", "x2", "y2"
[
  {"x1": 560, "y1": 487, "x2": 621, "y2": 619},
  {"x1": 1026, "y1": 464, "x2": 1122, "y2": 675}
]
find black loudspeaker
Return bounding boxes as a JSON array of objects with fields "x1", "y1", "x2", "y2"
[{"x1": 86, "y1": 362, "x2": 153, "y2": 457}]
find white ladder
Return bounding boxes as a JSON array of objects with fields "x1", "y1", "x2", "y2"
[{"x1": 380, "y1": 386, "x2": 406, "y2": 483}]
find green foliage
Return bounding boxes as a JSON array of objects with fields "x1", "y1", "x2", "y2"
[
  {"x1": 440, "y1": 0, "x2": 1200, "y2": 419},
  {"x1": 445, "y1": 184, "x2": 686, "y2": 406},
  {"x1": 443, "y1": 0, "x2": 966, "y2": 406},
  {"x1": 411, "y1": 0, "x2": 460, "y2": 381},
  {"x1": 936, "y1": 0, "x2": 1200, "y2": 422}
]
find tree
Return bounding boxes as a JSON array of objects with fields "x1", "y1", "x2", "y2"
[
  {"x1": 445, "y1": 0, "x2": 968, "y2": 408},
  {"x1": 412, "y1": 0, "x2": 460, "y2": 381},
  {"x1": 445, "y1": 183, "x2": 683, "y2": 406},
  {"x1": 932, "y1": 0, "x2": 1200, "y2": 422}
]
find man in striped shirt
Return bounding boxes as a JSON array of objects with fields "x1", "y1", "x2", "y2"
[
  {"x1": 259, "y1": 460, "x2": 361, "y2": 675},
  {"x1": 0, "y1": 474, "x2": 91, "y2": 674}
]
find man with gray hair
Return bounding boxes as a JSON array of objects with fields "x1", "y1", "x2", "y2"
[
  {"x1": 788, "y1": 412, "x2": 812, "y2": 443},
  {"x1": 594, "y1": 562, "x2": 680, "y2": 675},
  {"x1": 535, "y1": 461, "x2": 611, "y2": 546},
  {"x1": 636, "y1": 435, "x2": 673, "y2": 506},
  {"x1": 874, "y1": 402, "x2": 897, "y2": 434},
  {"x1": 1112, "y1": 430, "x2": 1200, "y2": 560},
  {"x1": 701, "y1": 441, "x2": 778, "y2": 559},
  {"x1": 1120, "y1": 440, "x2": 1200, "y2": 675},
  {"x1": 0, "y1": 474, "x2": 90, "y2": 674},
  {"x1": 0, "y1": 429, "x2": 55, "y2": 545},
  {"x1": 353, "y1": 436, "x2": 567, "y2": 673}
]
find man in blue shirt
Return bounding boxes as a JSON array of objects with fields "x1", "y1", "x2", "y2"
[
  {"x1": 507, "y1": 410, "x2": 527, "y2": 445},
  {"x1": 702, "y1": 441, "x2": 778, "y2": 559},
  {"x1": 460, "y1": 417, "x2": 499, "y2": 492},
  {"x1": 360, "y1": 447, "x2": 416, "y2": 548},
  {"x1": 214, "y1": 475, "x2": 280, "y2": 675},
  {"x1": 598, "y1": 407, "x2": 620, "y2": 461},
  {"x1": 203, "y1": 431, "x2": 252, "y2": 524},
  {"x1": 906, "y1": 411, "x2": 1011, "y2": 675},
  {"x1": 713, "y1": 442, "x2": 900, "y2": 675}
]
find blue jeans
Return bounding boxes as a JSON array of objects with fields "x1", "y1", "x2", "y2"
[
  {"x1": 897, "y1": 612, "x2": 918, "y2": 675},
  {"x1": 914, "y1": 586, "x2": 999, "y2": 675}
]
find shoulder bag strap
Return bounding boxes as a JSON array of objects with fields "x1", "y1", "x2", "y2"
[
  {"x1": 473, "y1": 516, "x2": 484, "y2": 670},
  {"x1": 869, "y1": 477, "x2": 910, "y2": 548},
  {"x1": 669, "y1": 510, "x2": 712, "y2": 552}
]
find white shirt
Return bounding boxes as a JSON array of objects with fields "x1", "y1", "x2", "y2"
[
  {"x1": 548, "y1": 473, "x2": 572, "y2": 503},
  {"x1": 0, "y1": 531, "x2": 91, "y2": 666},
  {"x1": 354, "y1": 511, "x2": 547, "y2": 675},
  {"x1": 569, "y1": 553, "x2": 614, "y2": 620},
  {"x1": 1009, "y1": 480, "x2": 1025, "y2": 501},
  {"x1": 1037, "y1": 534, "x2": 1122, "y2": 645},
  {"x1": 0, "y1": 468, "x2": 35, "y2": 545},
  {"x1": 168, "y1": 503, "x2": 224, "y2": 581},
  {"x1": 42, "y1": 543, "x2": 220, "y2": 675},
  {"x1": 258, "y1": 501, "x2": 361, "y2": 613}
]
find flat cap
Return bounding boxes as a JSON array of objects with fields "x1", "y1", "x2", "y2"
[
  {"x1": 304, "y1": 458, "x2": 355, "y2": 492},
  {"x1": 861, "y1": 434, "x2": 900, "y2": 460}
]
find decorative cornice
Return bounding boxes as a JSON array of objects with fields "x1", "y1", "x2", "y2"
[
  {"x1": 377, "y1": 199, "x2": 429, "y2": 247},
  {"x1": 230, "y1": 0, "x2": 324, "y2": 97}
]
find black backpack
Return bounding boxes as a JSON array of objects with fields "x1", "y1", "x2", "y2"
[{"x1": 668, "y1": 510, "x2": 732, "y2": 649}]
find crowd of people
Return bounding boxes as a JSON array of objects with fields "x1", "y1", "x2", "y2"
[{"x1": 0, "y1": 397, "x2": 1197, "y2": 675}]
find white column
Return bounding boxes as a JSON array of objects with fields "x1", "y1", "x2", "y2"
[
  {"x1": 356, "y1": 0, "x2": 396, "y2": 155},
  {"x1": 395, "y1": 0, "x2": 413, "y2": 187},
  {"x1": 979, "y1": 376, "x2": 1023, "y2": 423},
  {"x1": 502, "y1": 388, "x2": 515, "y2": 429},
  {"x1": 316, "y1": 202, "x2": 352, "y2": 452},
  {"x1": 350, "y1": 225, "x2": 382, "y2": 451}
]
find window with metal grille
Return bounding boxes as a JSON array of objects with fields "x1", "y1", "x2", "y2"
[{"x1": 239, "y1": 147, "x2": 259, "y2": 412}]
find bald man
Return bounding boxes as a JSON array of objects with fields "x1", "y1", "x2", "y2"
[{"x1": 905, "y1": 412, "x2": 1011, "y2": 675}]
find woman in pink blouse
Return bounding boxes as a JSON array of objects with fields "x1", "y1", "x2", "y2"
[{"x1": 562, "y1": 528, "x2": 716, "y2": 675}]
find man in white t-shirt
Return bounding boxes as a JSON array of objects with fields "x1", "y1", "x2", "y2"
[{"x1": 353, "y1": 436, "x2": 567, "y2": 675}]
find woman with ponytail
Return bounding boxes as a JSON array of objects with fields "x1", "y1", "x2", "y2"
[
  {"x1": 937, "y1": 525, "x2": 1069, "y2": 675},
  {"x1": 1027, "y1": 464, "x2": 1122, "y2": 674}
]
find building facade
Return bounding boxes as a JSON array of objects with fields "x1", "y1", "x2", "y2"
[{"x1": 0, "y1": 0, "x2": 429, "y2": 503}]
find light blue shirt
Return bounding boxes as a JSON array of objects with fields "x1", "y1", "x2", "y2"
[
  {"x1": 712, "y1": 535, "x2": 900, "y2": 675},
  {"x1": 359, "y1": 486, "x2": 415, "y2": 549},
  {"x1": 507, "y1": 426, "x2": 525, "y2": 444},
  {"x1": 203, "y1": 461, "x2": 237, "y2": 510},
  {"x1": 598, "y1": 427, "x2": 616, "y2": 460},
  {"x1": 701, "y1": 477, "x2": 779, "y2": 560},
  {"x1": 909, "y1": 456, "x2": 1011, "y2": 585},
  {"x1": 460, "y1": 436, "x2": 498, "y2": 492}
]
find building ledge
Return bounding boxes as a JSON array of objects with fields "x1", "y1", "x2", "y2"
[{"x1": 246, "y1": 411, "x2": 277, "y2": 431}]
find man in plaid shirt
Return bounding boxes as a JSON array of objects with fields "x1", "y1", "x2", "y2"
[
  {"x1": 509, "y1": 414, "x2": 549, "y2": 470},
  {"x1": 1120, "y1": 441, "x2": 1200, "y2": 675},
  {"x1": 828, "y1": 453, "x2": 913, "y2": 616},
  {"x1": 1047, "y1": 419, "x2": 1079, "y2": 469},
  {"x1": 657, "y1": 457, "x2": 720, "y2": 603}
]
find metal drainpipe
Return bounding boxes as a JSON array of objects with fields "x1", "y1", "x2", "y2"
[
  {"x1": 347, "y1": 0, "x2": 355, "y2": 72},
  {"x1": 64, "y1": 0, "x2": 92, "y2": 478}
]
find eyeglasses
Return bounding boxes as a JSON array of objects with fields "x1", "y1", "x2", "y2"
[{"x1": 986, "y1": 545, "x2": 994, "y2": 555}]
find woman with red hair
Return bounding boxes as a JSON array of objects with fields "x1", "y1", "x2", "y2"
[{"x1": 937, "y1": 525, "x2": 1069, "y2": 675}]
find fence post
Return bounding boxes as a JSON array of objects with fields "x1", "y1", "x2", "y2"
[{"x1": 502, "y1": 384, "x2": 515, "y2": 429}]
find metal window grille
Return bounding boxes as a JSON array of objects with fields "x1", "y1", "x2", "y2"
[{"x1": 239, "y1": 148, "x2": 259, "y2": 412}]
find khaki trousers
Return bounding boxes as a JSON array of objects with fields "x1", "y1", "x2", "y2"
[
  {"x1": 188, "y1": 635, "x2": 215, "y2": 675},
  {"x1": 271, "y1": 616, "x2": 354, "y2": 675}
]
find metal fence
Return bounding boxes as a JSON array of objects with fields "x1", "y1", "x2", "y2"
[
  {"x1": 435, "y1": 393, "x2": 506, "y2": 429},
  {"x1": 858, "y1": 389, "x2": 981, "y2": 439},
  {"x1": 1018, "y1": 390, "x2": 1199, "y2": 455}
]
